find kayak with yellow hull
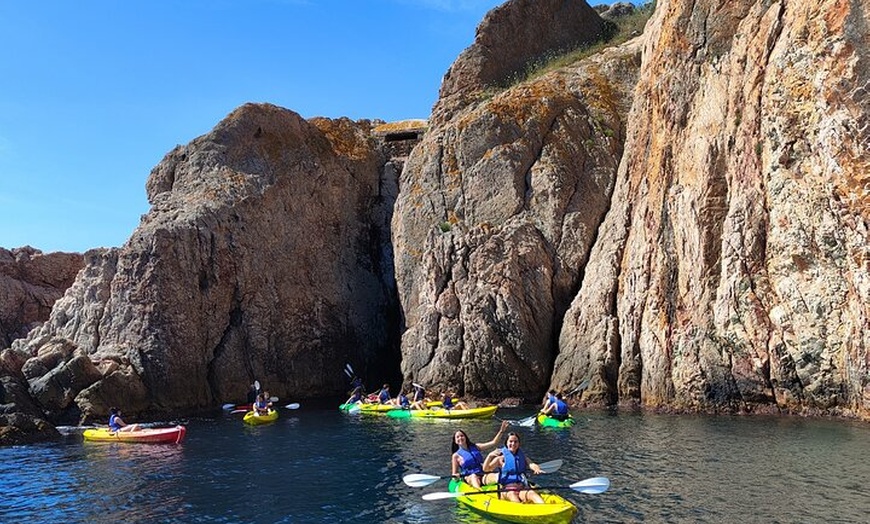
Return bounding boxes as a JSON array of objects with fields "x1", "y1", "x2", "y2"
[
  {"x1": 82, "y1": 425, "x2": 187, "y2": 444},
  {"x1": 387, "y1": 405, "x2": 498, "y2": 419},
  {"x1": 243, "y1": 410, "x2": 278, "y2": 425},
  {"x1": 358, "y1": 403, "x2": 399, "y2": 414},
  {"x1": 537, "y1": 413, "x2": 575, "y2": 428},
  {"x1": 447, "y1": 478, "x2": 577, "y2": 524}
]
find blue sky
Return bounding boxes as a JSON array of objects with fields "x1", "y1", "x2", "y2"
[{"x1": 0, "y1": 1, "x2": 622, "y2": 253}]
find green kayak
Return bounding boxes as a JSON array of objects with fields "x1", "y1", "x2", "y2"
[{"x1": 536, "y1": 413, "x2": 575, "y2": 428}]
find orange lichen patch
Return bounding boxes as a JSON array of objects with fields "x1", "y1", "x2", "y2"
[
  {"x1": 372, "y1": 119, "x2": 428, "y2": 135},
  {"x1": 577, "y1": 65, "x2": 621, "y2": 117},
  {"x1": 310, "y1": 117, "x2": 374, "y2": 161},
  {"x1": 483, "y1": 79, "x2": 568, "y2": 125}
]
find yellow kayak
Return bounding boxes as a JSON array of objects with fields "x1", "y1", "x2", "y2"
[
  {"x1": 447, "y1": 478, "x2": 577, "y2": 524},
  {"x1": 387, "y1": 405, "x2": 498, "y2": 419},
  {"x1": 243, "y1": 410, "x2": 278, "y2": 425}
]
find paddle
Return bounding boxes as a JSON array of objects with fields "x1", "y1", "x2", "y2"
[
  {"x1": 223, "y1": 396, "x2": 279, "y2": 410},
  {"x1": 421, "y1": 476, "x2": 611, "y2": 500},
  {"x1": 403, "y1": 459, "x2": 564, "y2": 488},
  {"x1": 566, "y1": 378, "x2": 591, "y2": 397},
  {"x1": 497, "y1": 415, "x2": 537, "y2": 427},
  {"x1": 284, "y1": 403, "x2": 300, "y2": 410}
]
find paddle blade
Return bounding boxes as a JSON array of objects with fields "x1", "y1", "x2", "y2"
[
  {"x1": 221, "y1": 403, "x2": 235, "y2": 410},
  {"x1": 284, "y1": 403, "x2": 300, "y2": 410},
  {"x1": 509, "y1": 415, "x2": 536, "y2": 427},
  {"x1": 403, "y1": 474, "x2": 441, "y2": 488},
  {"x1": 570, "y1": 477, "x2": 610, "y2": 494},
  {"x1": 422, "y1": 491, "x2": 467, "y2": 501},
  {"x1": 538, "y1": 459, "x2": 563, "y2": 474},
  {"x1": 346, "y1": 363, "x2": 355, "y2": 375},
  {"x1": 386, "y1": 409, "x2": 411, "y2": 419},
  {"x1": 254, "y1": 380, "x2": 261, "y2": 391},
  {"x1": 230, "y1": 409, "x2": 247, "y2": 415}
]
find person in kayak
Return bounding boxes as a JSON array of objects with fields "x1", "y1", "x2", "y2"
[
  {"x1": 410, "y1": 384, "x2": 427, "y2": 410},
  {"x1": 541, "y1": 389, "x2": 557, "y2": 412},
  {"x1": 377, "y1": 384, "x2": 392, "y2": 404},
  {"x1": 345, "y1": 384, "x2": 364, "y2": 406},
  {"x1": 541, "y1": 392, "x2": 570, "y2": 421},
  {"x1": 442, "y1": 391, "x2": 469, "y2": 410},
  {"x1": 108, "y1": 407, "x2": 140, "y2": 432},
  {"x1": 451, "y1": 420, "x2": 509, "y2": 488},
  {"x1": 393, "y1": 389, "x2": 411, "y2": 408},
  {"x1": 252, "y1": 393, "x2": 271, "y2": 416},
  {"x1": 246, "y1": 383, "x2": 259, "y2": 405},
  {"x1": 483, "y1": 432, "x2": 545, "y2": 503}
]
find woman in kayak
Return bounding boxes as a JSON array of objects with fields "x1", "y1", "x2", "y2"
[
  {"x1": 483, "y1": 432, "x2": 545, "y2": 503},
  {"x1": 451, "y1": 420, "x2": 509, "y2": 488},
  {"x1": 108, "y1": 407, "x2": 140, "y2": 432}
]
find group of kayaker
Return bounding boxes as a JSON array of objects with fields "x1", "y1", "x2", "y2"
[
  {"x1": 344, "y1": 379, "x2": 470, "y2": 411},
  {"x1": 451, "y1": 420, "x2": 547, "y2": 504}
]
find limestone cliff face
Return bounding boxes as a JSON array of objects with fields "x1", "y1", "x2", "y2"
[
  {"x1": 554, "y1": 0, "x2": 870, "y2": 417},
  {"x1": 393, "y1": 33, "x2": 642, "y2": 396},
  {"x1": 8, "y1": 104, "x2": 397, "y2": 420}
]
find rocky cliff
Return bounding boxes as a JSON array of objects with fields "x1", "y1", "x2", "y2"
[
  {"x1": 553, "y1": 0, "x2": 870, "y2": 417},
  {"x1": 3, "y1": 0, "x2": 869, "y2": 445}
]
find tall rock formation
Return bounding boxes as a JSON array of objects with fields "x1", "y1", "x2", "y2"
[
  {"x1": 6, "y1": 104, "x2": 399, "y2": 423},
  {"x1": 554, "y1": 0, "x2": 870, "y2": 417},
  {"x1": 393, "y1": 1, "x2": 641, "y2": 397}
]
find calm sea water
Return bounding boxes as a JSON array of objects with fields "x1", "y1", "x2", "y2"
[{"x1": 2, "y1": 405, "x2": 868, "y2": 523}]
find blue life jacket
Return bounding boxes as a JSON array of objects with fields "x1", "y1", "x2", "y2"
[
  {"x1": 413, "y1": 388, "x2": 425, "y2": 402},
  {"x1": 456, "y1": 445, "x2": 484, "y2": 476},
  {"x1": 108, "y1": 414, "x2": 122, "y2": 431},
  {"x1": 378, "y1": 389, "x2": 390, "y2": 404},
  {"x1": 498, "y1": 447, "x2": 528, "y2": 486},
  {"x1": 399, "y1": 394, "x2": 410, "y2": 407},
  {"x1": 443, "y1": 396, "x2": 454, "y2": 409},
  {"x1": 554, "y1": 398, "x2": 569, "y2": 415}
]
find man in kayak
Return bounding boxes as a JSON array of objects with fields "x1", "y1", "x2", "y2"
[
  {"x1": 108, "y1": 407, "x2": 140, "y2": 432},
  {"x1": 541, "y1": 392, "x2": 570, "y2": 421},
  {"x1": 451, "y1": 420, "x2": 509, "y2": 488},
  {"x1": 483, "y1": 432, "x2": 545, "y2": 503}
]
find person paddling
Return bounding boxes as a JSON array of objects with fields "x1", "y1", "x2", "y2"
[
  {"x1": 252, "y1": 393, "x2": 271, "y2": 416},
  {"x1": 451, "y1": 420, "x2": 509, "y2": 488},
  {"x1": 483, "y1": 432, "x2": 545, "y2": 504},
  {"x1": 108, "y1": 407, "x2": 140, "y2": 433},
  {"x1": 541, "y1": 392, "x2": 570, "y2": 421}
]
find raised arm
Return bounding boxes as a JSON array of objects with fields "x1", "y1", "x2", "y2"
[{"x1": 477, "y1": 420, "x2": 509, "y2": 450}]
